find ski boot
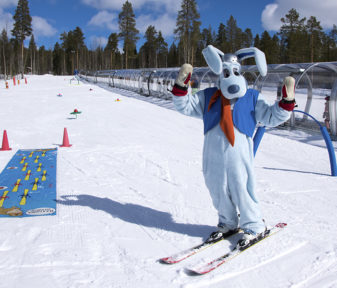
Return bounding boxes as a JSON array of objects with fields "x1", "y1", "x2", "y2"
[
  {"x1": 237, "y1": 227, "x2": 269, "y2": 250},
  {"x1": 205, "y1": 226, "x2": 239, "y2": 244}
]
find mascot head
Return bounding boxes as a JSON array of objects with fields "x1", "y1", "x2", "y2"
[{"x1": 202, "y1": 45, "x2": 267, "y2": 100}]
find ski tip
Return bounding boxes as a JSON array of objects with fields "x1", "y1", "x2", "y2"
[
  {"x1": 185, "y1": 268, "x2": 208, "y2": 276},
  {"x1": 275, "y1": 223, "x2": 287, "y2": 228},
  {"x1": 159, "y1": 257, "x2": 177, "y2": 264}
]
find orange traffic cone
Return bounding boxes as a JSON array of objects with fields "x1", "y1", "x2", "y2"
[
  {"x1": 5, "y1": 82, "x2": 8, "y2": 89},
  {"x1": 0, "y1": 130, "x2": 12, "y2": 151},
  {"x1": 60, "y1": 128, "x2": 72, "y2": 147}
]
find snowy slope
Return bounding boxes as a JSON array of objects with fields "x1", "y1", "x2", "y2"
[{"x1": 0, "y1": 75, "x2": 336, "y2": 288}]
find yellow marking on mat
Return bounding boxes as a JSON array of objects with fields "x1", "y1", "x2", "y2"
[
  {"x1": 37, "y1": 163, "x2": 42, "y2": 172},
  {"x1": 34, "y1": 156, "x2": 40, "y2": 163},
  {"x1": 25, "y1": 170, "x2": 32, "y2": 181},
  {"x1": 20, "y1": 156, "x2": 26, "y2": 164},
  {"x1": 20, "y1": 189, "x2": 29, "y2": 205},
  {"x1": 12, "y1": 179, "x2": 21, "y2": 192},
  {"x1": 0, "y1": 191, "x2": 9, "y2": 207},
  {"x1": 32, "y1": 178, "x2": 39, "y2": 191},
  {"x1": 22, "y1": 163, "x2": 28, "y2": 171},
  {"x1": 29, "y1": 152, "x2": 34, "y2": 158},
  {"x1": 41, "y1": 170, "x2": 47, "y2": 181}
]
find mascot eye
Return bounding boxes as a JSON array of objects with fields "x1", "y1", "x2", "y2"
[
  {"x1": 223, "y1": 69, "x2": 230, "y2": 78},
  {"x1": 233, "y1": 68, "x2": 240, "y2": 76}
]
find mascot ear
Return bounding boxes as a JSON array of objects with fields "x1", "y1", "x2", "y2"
[
  {"x1": 235, "y1": 47, "x2": 267, "y2": 77},
  {"x1": 202, "y1": 45, "x2": 224, "y2": 75}
]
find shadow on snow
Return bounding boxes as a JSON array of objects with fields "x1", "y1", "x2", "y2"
[{"x1": 56, "y1": 194, "x2": 214, "y2": 238}]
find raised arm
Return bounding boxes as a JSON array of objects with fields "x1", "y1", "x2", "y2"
[
  {"x1": 255, "y1": 76, "x2": 295, "y2": 127},
  {"x1": 171, "y1": 64, "x2": 205, "y2": 119}
]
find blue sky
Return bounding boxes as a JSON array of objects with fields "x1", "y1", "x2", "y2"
[{"x1": 0, "y1": 0, "x2": 336, "y2": 50}]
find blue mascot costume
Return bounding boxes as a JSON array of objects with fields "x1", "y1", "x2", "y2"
[{"x1": 171, "y1": 45, "x2": 296, "y2": 246}]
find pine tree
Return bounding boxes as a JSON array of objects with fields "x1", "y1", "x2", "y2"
[
  {"x1": 118, "y1": 1, "x2": 139, "y2": 69},
  {"x1": 321, "y1": 25, "x2": 337, "y2": 61},
  {"x1": 143, "y1": 25, "x2": 157, "y2": 67},
  {"x1": 28, "y1": 34, "x2": 36, "y2": 74},
  {"x1": 52, "y1": 42, "x2": 63, "y2": 75},
  {"x1": 11, "y1": 0, "x2": 32, "y2": 76},
  {"x1": 104, "y1": 33, "x2": 119, "y2": 69},
  {"x1": 254, "y1": 34, "x2": 260, "y2": 49},
  {"x1": 156, "y1": 31, "x2": 168, "y2": 67},
  {"x1": 330, "y1": 25, "x2": 337, "y2": 44},
  {"x1": 37, "y1": 45, "x2": 46, "y2": 74},
  {"x1": 167, "y1": 42, "x2": 178, "y2": 67},
  {"x1": 139, "y1": 27, "x2": 168, "y2": 68},
  {"x1": 200, "y1": 26, "x2": 214, "y2": 47},
  {"x1": 242, "y1": 28, "x2": 253, "y2": 47},
  {"x1": 279, "y1": 8, "x2": 306, "y2": 63},
  {"x1": 306, "y1": 16, "x2": 323, "y2": 62},
  {"x1": 196, "y1": 26, "x2": 214, "y2": 66},
  {"x1": 259, "y1": 31, "x2": 280, "y2": 64},
  {"x1": 174, "y1": 0, "x2": 201, "y2": 65},
  {"x1": 329, "y1": 25, "x2": 337, "y2": 60},
  {"x1": 225, "y1": 15, "x2": 242, "y2": 52},
  {"x1": 271, "y1": 34, "x2": 281, "y2": 63},
  {"x1": 73, "y1": 27, "x2": 85, "y2": 71},
  {"x1": 60, "y1": 32, "x2": 69, "y2": 74},
  {"x1": 60, "y1": 27, "x2": 87, "y2": 74},
  {"x1": 0, "y1": 29, "x2": 9, "y2": 78},
  {"x1": 215, "y1": 23, "x2": 227, "y2": 52}
]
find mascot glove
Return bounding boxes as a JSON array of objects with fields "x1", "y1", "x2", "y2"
[
  {"x1": 171, "y1": 63, "x2": 193, "y2": 96},
  {"x1": 279, "y1": 76, "x2": 296, "y2": 111}
]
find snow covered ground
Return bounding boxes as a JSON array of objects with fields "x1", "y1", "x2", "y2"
[{"x1": 0, "y1": 75, "x2": 337, "y2": 288}]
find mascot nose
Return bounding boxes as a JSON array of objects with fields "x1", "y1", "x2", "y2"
[{"x1": 228, "y1": 85, "x2": 240, "y2": 94}]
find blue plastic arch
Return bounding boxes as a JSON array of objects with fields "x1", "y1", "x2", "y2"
[{"x1": 253, "y1": 110, "x2": 337, "y2": 176}]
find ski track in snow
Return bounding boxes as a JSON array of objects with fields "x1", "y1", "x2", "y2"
[
  {"x1": 289, "y1": 245, "x2": 337, "y2": 288},
  {"x1": 182, "y1": 241, "x2": 308, "y2": 288},
  {"x1": 0, "y1": 75, "x2": 337, "y2": 287},
  {"x1": 278, "y1": 189, "x2": 320, "y2": 195}
]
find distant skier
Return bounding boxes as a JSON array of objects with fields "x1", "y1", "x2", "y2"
[{"x1": 171, "y1": 45, "x2": 295, "y2": 247}]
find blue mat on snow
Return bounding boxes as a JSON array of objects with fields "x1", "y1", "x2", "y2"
[{"x1": 0, "y1": 148, "x2": 57, "y2": 217}]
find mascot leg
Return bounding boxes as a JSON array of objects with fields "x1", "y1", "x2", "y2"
[
  {"x1": 226, "y1": 146, "x2": 266, "y2": 234},
  {"x1": 203, "y1": 166, "x2": 240, "y2": 230},
  {"x1": 202, "y1": 130, "x2": 265, "y2": 234}
]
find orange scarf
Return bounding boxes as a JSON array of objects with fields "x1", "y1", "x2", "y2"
[{"x1": 207, "y1": 90, "x2": 235, "y2": 146}]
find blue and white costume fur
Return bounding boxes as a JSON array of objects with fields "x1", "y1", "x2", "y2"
[{"x1": 172, "y1": 46, "x2": 293, "y2": 234}]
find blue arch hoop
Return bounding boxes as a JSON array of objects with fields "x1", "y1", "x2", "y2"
[{"x1": 253, "y1": 110, "x2": 337, "y2": 176}]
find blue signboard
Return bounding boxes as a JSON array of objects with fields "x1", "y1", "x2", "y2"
[{"x1": 0, "y1": 148, "x2": 57, "y2": 217}]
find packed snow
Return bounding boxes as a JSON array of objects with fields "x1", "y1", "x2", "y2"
[{"x1": 0, "y1": 75, "x2": 336, "y2": 288}]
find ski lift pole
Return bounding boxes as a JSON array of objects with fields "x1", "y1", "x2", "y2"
[{"x1": 293, "y1": 110, "x2": 337, "y2": 176}]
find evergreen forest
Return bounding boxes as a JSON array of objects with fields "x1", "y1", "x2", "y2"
[{"x1": 1, "y1": 0, "x2": 337, "y2": 77}]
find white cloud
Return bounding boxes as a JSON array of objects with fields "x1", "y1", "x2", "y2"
[
  {"x1": 82, "y1": 0, "x2": 180, "y2": 14},
  {"x1": 88, "y1": 10, "x2": 118, "y2": 31},
  {"x1": 32, "y1": 16, "x2": 57, "y2": 37},
  {"x1": 82, "y1": 0, "x2": 126, "y2": 10},
  {"x1": 83, "y1": 0, "x2": 180, "y2": 37},
  {"x1": 261, "y1": 4, "x2": 281, "y2": 31},
  {"x1": 0, "y1": 2, "x2": 57, "y2": 40},
  {"x1": 261, "y1": 0, "x2": 337, "y2": 31},
  {"x1": 0, "y1": 12, "x2": 57, "y2": 39},
  {"x1": 0, "y1": 0, "x2": 17, "y2": 9},
  {"x1": 89, "y1": 35, "x2": 108, "y2": 49},
  {"x1": 0, "y1": 9, "x2": 13, "y2": 34},
  {"x1": 137, "y1": 13, "x2": 176, "y2": 37}
]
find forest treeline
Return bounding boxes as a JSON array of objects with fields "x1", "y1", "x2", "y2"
[{"x1": 1, "y1": 0, "x2": 337, "y2": 76}]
